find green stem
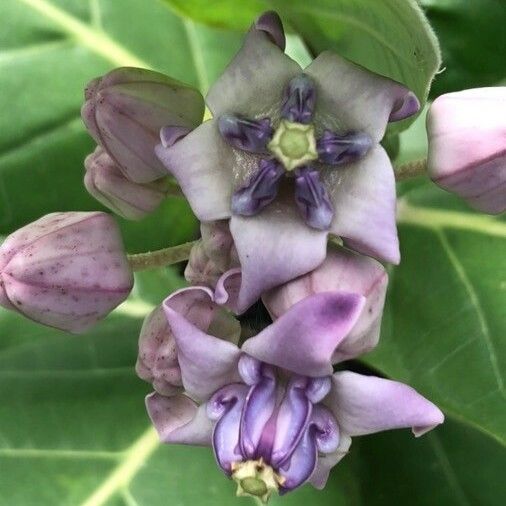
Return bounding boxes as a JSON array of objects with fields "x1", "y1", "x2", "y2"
[
  {"x1": 394, "y1": 158, "x2": 427, "y2": 181},
  {"x1": 127, "y1": 240, "x2": 197, "y2": 271}
]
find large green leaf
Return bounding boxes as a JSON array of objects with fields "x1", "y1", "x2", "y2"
[
  {"x1": 421, "y1": 0, "x2": 506, "y2": 97},
  {"x1": 164, "y1": 0, "x2": 441, "y2": 130},
  {"x1": 0, "y1": 0, "x2": 243, "y2": 250},
  {"x1": 364, "y1": 183, "x2": 506, "y2": 445}
]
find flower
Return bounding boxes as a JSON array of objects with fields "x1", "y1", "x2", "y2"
[
  {"x1": 156, "y1": 11, "x2": 420, "y2": 312},
  {"x1": 145, "y1": 288, "x2": 443, "y2": 500},
  {"x1": 0, "y1": 212, "x2": 133, "y2": 332},
  {"x1": 82, "y1": 67, "x2": 204, "y2": 183},
  {"x1": 84, "y1": 146, "x2": 170, "y2": 220},
  {"x1": 427, "y1": 87, "x2": 506, "y2": 214}
]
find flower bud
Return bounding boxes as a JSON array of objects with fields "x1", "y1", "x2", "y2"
[
  {"x1": 84, "y1": 146, "x2": 170, "y2": 220},
  {"x1": 0, "y1": 212, "x2": 133, "y2": 333},
  {"x1": 263, "y1": 246, "x2": 388, "y2": 362},
  {"x1": 184, "y1": 221, "x2": 239, "y2": 286},
  {"x1": 427, "y1": 87, "x2": 506, "y2": 214},
  {"x1": 82, "y1": 67, "x2": 205, "y2": 183}
]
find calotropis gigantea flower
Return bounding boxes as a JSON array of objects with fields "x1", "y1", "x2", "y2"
[
  {"x1": 0, "y1": 212, "x2": 133, "y2": 332},
  {"x1": 136, "y1": 276, "x2": 241, "y2": 396},
  {"x1": 427, "y1": 87, "x2": 506, "y2": 214},
  {"x1": 263, "y1": 245, "x2": 388, "y2": 362},
  {"x1": 156, "y1": 11, "x2": 420, "y2": 312},
  {"x1": 82, "y1": 67, "x2": 204, "y2": 183},
  {"x1": 146, "y1": 290, "x2": 443, "y2": 501},
  {"x1": 84, "y1": 146, "x2": 171, "y2": 220}
]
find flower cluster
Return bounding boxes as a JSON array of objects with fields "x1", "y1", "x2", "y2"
[{"x1": 1, "y1": 8, "x2": 504, "y2": 503}]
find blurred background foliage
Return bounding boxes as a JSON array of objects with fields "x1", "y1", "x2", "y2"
[{"x1": 0, "y1": 1, "x2": 505, "y2": 505}]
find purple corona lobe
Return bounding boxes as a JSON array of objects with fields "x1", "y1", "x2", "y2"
[
  {"x1": 218, "y1": 114, "x2": 273, "y2": 153},
  {"x1": 281, "y1": 74, "x2": 316, "y2": 124},
  {"x1": 317, "y1": 130, "x2": 373, "y2": 165}
]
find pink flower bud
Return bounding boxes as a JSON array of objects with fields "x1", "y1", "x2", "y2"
[
  {"x1": 0, "y1": 212, "x2": 133, "y2": 333},
  {"x1": 184, "y1": 221, "x2": 239, "y2": 287},
  {"x1": 262, "y1": 247, "x2": 388, "y2": 362},
  {"x1": 84, "y1": 146, "x2": 169, "y2": 220},
  {"x1": 82, "y1": 67, "x2": 204, "y2": 183},
  {"x1": 427, "y1": 87, "x2": 506, "y2": 214}
]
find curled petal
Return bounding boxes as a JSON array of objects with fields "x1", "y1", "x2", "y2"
[
  {"x1": 242, "y1": 292, "x2": 365, "y2": 377},
  {"x1": 160, "y1": 125, "x2": 191, "y2": 148},
  {"x1": 163, "y1": 286, "x2": 241, "y2": 401},
  {"x1": 271, "y1": 376, "x2": 312, "y2": 467},
  {"x1": 305, "y1": 52, "x2": 419, "y2": 143},
  {"x1": 155, "y1": 120, "x2": 234, "y2": 221},
  {"x1": 232, "y1": 159, "x2": 284, "y2": 216},
  {"x1": 239, "y1": 366, "x2": 277, "y2": 460},
  {"x1": 208, "y1": 384, "x2": 249, "y2": 473},
  {"x1": 238, "y1": 354, "x2": 264, "y2": 386},
  {"x1": 294, "y1": 167, "x2": 334, "y2": 230},
  {"x1": 146, "y1": 392, "x2": 212, "y2": 446},
  {"x1": 206, "y1": 27, "x2": 301, "y2": 118},
  {"x1": 325, "y1": 146, "x2": 400, "y2": 264},
  {"x1": 254, "y1": 11, "x2": 286, "y2": 51},
  {"x1": 310, "y1": 405, "x2": 340, "y2": 454},
  {"x1": 218, "y1": 115, "x2": 273, "y2": 153},
  {"x1": 317, "y1": 130, "x2": 372, "y2": 165},
  {"x1": 306, "y1": 376, "x2": 332, "y2": 404},
  {"x1": 281, "y1": 74, "x2": 316, "y2": 124},
  {"x1": 230, "y1": 193, "x2": 327, "y2": 312},
  {"x1": 328, "y1": 372, "x2": 444, "y2": 437},
  {"x1": 263, "y1": 246, "x2": 388, "y2": 363},
  {"x1": 427, "y1": 87, "x2": 506, "y2": 214}
]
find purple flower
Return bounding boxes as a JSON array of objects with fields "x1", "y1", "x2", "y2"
[
  {"x1": 156, "y1": 11, "x2": 420, "y2": 312},
  {"x1": 0, "y1": 212, "x2": 133, "y2": 333},
  {"x1": 145, "y1": 288, "x2": 443, "y2": 500},
  {"x1": 427, "y1": 87, "x2": 506, "y2": 214}
]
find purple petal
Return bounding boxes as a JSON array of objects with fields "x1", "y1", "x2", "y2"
[
  {"x1": 263, "y1": 246, "x2": 388, "y2": 363},
  {"x1": 310, "y1": 405, "x2": 340, "y2": 454},
  {"x1": 206, "y1": 27, "x2": 301, "y2": 118},
  {"x1": 230, "y1": 194, "x2": 327, "y2": 313},
  {"x1": 242, "y1": 292, "x2": 365, "y2": 377},
  {"x1": 281, "y1": 74, "x2": 316, "y2": 124},
  {"x1": 306, "y1": 376, "x2": 332, "y2": 404},
  {"x1": 145, "y1": 392, "x2": 212, "y2": 445},
  {"x1": 427, "y1": 87, "x2": 506, "y2": 214},
  {"x1": 208, "y1": 383, "x2": 249, "y2": 473},
  {"x1": 155, "y1": 120, "x2": 233, "y2": 221},
  {"x1": 238, "y1": 354, "x2": 264, "y2": 385},
  {"x1": 294, "y1": 167, "x2": 334, "y2": 230},
  {"x1": 239, "y1": 366, "x2": 277, "y2": 459},
  {"x1": 329, "y1": 372, "x2": 444, "y2": 437},
  {"x1": 160, "y1": 125, "x2": 191, "y2": 148},
  {"x1": 271, "y1": 376, "x2": 312, "y2": 467},
  {"x1": 218, "y1": 115, "x2": 273, "y2": 153},
  {"x1": 305, "y1": 52, "x2": 419, "y2": 143},
  {"x1": 163, "y1": 288, "x2": 241, "y2": 401},
  {"x1": 309, "y1": 435, "x2": 351, "y2": 489},
  {"x1": 325, "y1": 146, "x2": 400, "y2": 264},
  {"x1": 254, "y1": 11, "x2": 286, "y2": 51},
  {"x1": 232, "y1": 159, "x2": 284, "y2": 216},
  {"x1": 317, "y1": 130, "x2": 372, "y2": 165}
]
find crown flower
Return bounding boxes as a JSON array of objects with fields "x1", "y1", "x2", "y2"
[{"x1": 155, "y1": 11, "x2": 420, "y2": 311}]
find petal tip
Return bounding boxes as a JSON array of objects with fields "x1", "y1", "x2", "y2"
[
  {"x1": 254, "y1": 11, "x2": 286, "y2": 51},
  {"x1": 389, "y1": 91, "x2": 420, "y2": 122}
]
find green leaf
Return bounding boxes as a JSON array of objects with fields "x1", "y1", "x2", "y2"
[
  {"x1": 163, "y1": 0, "x2": 441, "y2": 130},
  {"x1": 421, "y1": 0, "x2": 506, "y2": 97},
  {"x1": 365, "y1": 182, "x2": 506, "y2": 445},
  {"x1": 0, "y1": 0, "x2": 242, "y2": 250}
]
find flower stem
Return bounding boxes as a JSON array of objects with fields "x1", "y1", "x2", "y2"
[
  {"x1": 127, "y1": 240, "x2": 197, "y2": 271},
  {"x1": 394, "y1": 158, "x2": 427, "y2": 181}
]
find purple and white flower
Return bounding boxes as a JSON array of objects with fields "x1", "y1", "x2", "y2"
[
  {"x1": 145, "y1": 288, "x2": 443, "y2": 500},
  {"x1": 156, "y1": 11, "x2": 420, "y2": 311}
]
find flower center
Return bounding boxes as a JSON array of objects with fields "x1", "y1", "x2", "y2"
[
  {"x1": 231, "y1": 458, "x2": 284, "y2": 503},
  {"x1": 267, "y1": 120, "x2": 318, "y2": 171}
]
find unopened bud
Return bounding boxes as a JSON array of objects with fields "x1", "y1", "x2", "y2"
[
  {"x1": 0, "y1": 212, "x2": 133, "y2": 333},
  {"x1": 82, "y1": 67, "x2": 204, "y2": 183},
  {"x1": 427, "y1": 87, "x2": 506, "y2": 214},
  {"x1": 84, "y1": 146, "x2": 170, "y2": 220}
]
